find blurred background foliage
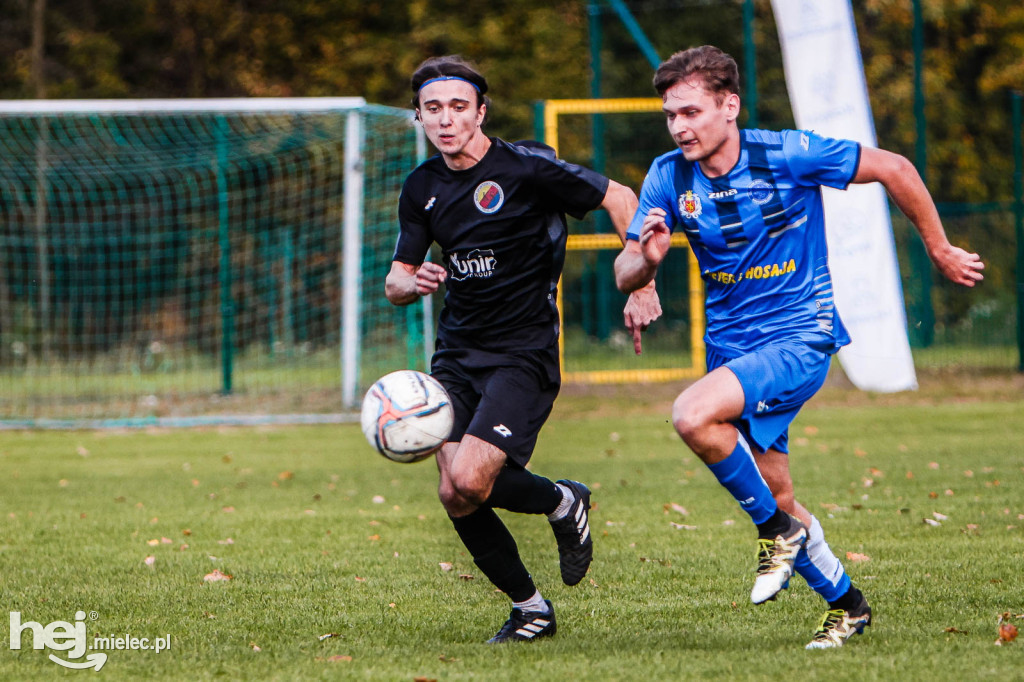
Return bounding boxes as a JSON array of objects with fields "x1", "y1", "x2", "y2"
[{"x1": 2, "y1": 0, "x2": 1023, "y2": 203}]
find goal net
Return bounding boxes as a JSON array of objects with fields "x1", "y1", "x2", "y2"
[{"x1": 0, "y1": 98, "x2": 428, "y2": 425}]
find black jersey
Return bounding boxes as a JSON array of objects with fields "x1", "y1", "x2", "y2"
[{"x1": 394, "y1": 138, "x2": 609, "y2": 351}]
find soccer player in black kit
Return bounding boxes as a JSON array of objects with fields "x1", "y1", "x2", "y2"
[{"x1": 385, "y1": 55, "x2": 646, "y2": 643}]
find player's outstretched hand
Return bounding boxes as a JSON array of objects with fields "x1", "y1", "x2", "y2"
[
  {"x1": 931, "y1": 244, "x2": 985, "y2": 287},
  {"x1": 640, "y1": 208, "x2": 672, "y2": 265},
  {"x1": 415, "y1": 261, "x2": 447, "y2": 296},
  {"x1": 624, "y1": 282, "x2": 662, "y2": 355}
]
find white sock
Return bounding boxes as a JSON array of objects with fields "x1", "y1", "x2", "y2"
[
  {"x1": 513, "y1": 590, "x2": 549, "y2": 614},
  {"x1": 547, "y1": 483, "x2": 574, "y2": 521}
]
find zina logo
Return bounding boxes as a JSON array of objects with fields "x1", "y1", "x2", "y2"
[
  {"x1": 9, "y1": 611, "x2": 107, "y2": 671},
  {"x1": 449, "y1": 249, "x2": 497, "y2": 281}
]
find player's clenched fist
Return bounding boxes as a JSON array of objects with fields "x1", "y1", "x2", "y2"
[
  {"x1": 639, "y1": 208, "x2": 672, "y2": 265},
  {"x1": 415, "y1": 261, "x2": 447, "y2": 295}
]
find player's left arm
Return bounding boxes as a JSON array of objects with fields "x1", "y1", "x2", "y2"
[{"x1": 853, "y1": 147, "x2": 985, "y2": 287}]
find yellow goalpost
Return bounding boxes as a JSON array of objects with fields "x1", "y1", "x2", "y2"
[{"x1": 542, "y1": 98, "x2": 706, "y2": 384}]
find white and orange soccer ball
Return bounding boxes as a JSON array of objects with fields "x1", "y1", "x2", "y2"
[{"x1": 360, "y1": 370, "x2": 454, "y2": 463}]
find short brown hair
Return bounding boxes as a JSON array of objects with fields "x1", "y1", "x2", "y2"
[
  {"x1": 653, "y1": 46, "x2": 739, "y2": 104},
  {"x1": 411, "y1": 55, "x2": 489, "y2": 109}
]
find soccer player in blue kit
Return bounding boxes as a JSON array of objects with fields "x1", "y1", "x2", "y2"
[
  {"x1": 615, "y1": 46, "x2": 984, "y2": 648},
  {"x1": 386, "y1": 56, "x2": 643, "y2": 643}
]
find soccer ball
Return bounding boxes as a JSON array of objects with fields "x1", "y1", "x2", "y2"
[{"x1": 360, "y1": 370, "x2": 454, "y2": 463}]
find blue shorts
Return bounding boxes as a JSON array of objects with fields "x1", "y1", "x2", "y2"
[
  {"x1": 431, "y1": 346, "x2": 560, "y2": 468},
  {"x1": 707, "y1": 340, "x2": 832, "y2": 454}
]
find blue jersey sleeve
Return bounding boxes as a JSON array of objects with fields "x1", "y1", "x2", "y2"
[
  {"x1": 783, "y1": 130, "x2": 861, "y2": 190},
  {"x1": 626, "y1": 157, "x2": 678, "y2": 241}
]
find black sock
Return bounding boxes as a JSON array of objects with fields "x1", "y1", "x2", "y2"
[
  {"x1": 828, "y1": 584, "x2": 864, "y2": 612},
  {"x1": 450, "y1": 507, "x2": 536, "y2": 602},
  {"x1": 755, "y1": 507, "x2": 791, "y2": 538},
  {"x1": 484, "y1": 466, "x2": 562, "y2": 515}
]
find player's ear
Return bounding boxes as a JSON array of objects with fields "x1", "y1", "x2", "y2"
[
  {"x1": 477, "y1": 103, "x2": 486, "y2": 126},
  {"x1": 414, "y1": 109, "x2": 421, "y2": 123},
  {"x1": 724, "y1": 92, "x2": 740, "y2": 123}
]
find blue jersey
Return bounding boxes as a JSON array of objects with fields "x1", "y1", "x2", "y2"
[{"x1": 627, "y1": 129, "x2": 861, "y2": 357}]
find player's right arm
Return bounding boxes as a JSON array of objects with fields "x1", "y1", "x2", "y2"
[
  {"x1": 388, "y1": 172, "x2": 445, "y2": 306},
  {"x1": 385, "y1": 261, "x2": 446, "y2": 306},
  {"x1": 614, "y1": 208, "x2": 671, "y2": 293}
]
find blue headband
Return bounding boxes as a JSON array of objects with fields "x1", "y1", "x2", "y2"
[{"x1": 418, "y1": 75, "x2": 481, "y2": 92}]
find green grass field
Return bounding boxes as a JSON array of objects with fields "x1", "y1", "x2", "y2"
[{"x1": 2, "y1": 375, "x2": 1023, "y2": 681}]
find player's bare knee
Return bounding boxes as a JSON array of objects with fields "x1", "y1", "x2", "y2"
[
  {"x1": 437, "y1": 480, "x2": 459, "y2": 508},
  {"x1": 672, "y1": 395, "x2": 708, "y2": 445},
  {"x1": 449, "y1": 469, "x2": 492, "y2": 506},
  {"x1": 438, "y1": 483, "x2": 475, "y2": 516}
]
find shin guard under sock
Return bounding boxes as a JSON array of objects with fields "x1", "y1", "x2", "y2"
[
  {"x1": 484, "y1": 466, "x2": 562, "y2": 515},
  {"x1": 450, "y1": 506, "x2": 535, "y2": 602}
]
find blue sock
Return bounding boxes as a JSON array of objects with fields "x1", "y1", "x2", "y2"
[
  {"x1": 794, "y1": 515, "x2": 851, "y2": 602},
  {"x1": 706, "y1": 433, "x2": 778, "y2": 525}
]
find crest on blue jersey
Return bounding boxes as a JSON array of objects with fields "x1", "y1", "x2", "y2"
[
  {"x1": 748, "y1": 179, "x2": 775, "y2": 206},
  {"x1": 474, "y1": 181, "x2": 505, "y2": 214},
  {"x1": 678, "y1": 190, "x2": 702, "y2": 219}
]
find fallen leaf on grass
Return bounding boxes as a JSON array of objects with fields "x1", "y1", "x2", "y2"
[
  {"x1": 998, "y1": 624, "x2": 1018, "y2": 643},
  {"x1": 944, "y1": 627, "x2": 968, "y2": 634},
  {"x1": 372, "y1": 495, "x2": 385, "y2": 504},
  {"x1": 413, "y1": 677, "x2": 436, "y2": 682},
  {"x1": 669, "y1": 522, "x2": 698, "y2": 531},
  {"x1": 318, "y1": 633, "x2": 341, "y2": 642},
  {"x1": 845, "y1": 552, "x2": 871, "y2": 563},
  {"x1": 458, "y1": 574, "x2": 474, "y2": 581},
  {"x1": 439, "y1": 655, "x2": 459, "y2": 663},
  {"x1": 663, "y1": 502, "x2": 688, "y2": 516},
  {"x1": 147, "y1": 539, "x2": 160, "y2": 546},
  {"x1": 438, "y1": 562, "x2": 453, "y2": 572},
  {"x1": 932, "y1": 512, "x2": 949, "y2": 521},
  {"x1": 203, "y1": 569, "x2": 233, "y2": 582},
  {"x1": 144, "y1": 556, "x2": 155, "y2": 567},
  {"x1": 250, "y1": 643, "x2": 261, "y2": 652},
  {"x1": 996, "y1": 613, "x2": 1021, "y2": 645},
  {"x1": 923, "y1": 518, "x2": 942, "y2": 527},
  {"x1": 327, "y1": 655, "x2": 353, "y2": 662},
  {"x1": 354, "y1": 576, "x2": 365, "y2": 582}
]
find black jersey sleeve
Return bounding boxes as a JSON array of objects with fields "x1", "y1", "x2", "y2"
[
  {"x1": 518, "y1": 143, "x2": 610, "y2": 220},
  {"x1": 393, "y1": 173, "x2": 432, "y2": 265}
]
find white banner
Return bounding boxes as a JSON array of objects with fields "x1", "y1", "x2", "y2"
[{"x1": 771, "y1": 0, "x2": 917, "y2": 392}]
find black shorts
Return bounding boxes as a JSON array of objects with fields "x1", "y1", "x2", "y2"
[{"x1": 431, "y1": 346, "x2": 560, "y2": 468}]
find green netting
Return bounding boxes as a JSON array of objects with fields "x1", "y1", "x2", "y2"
[
  {"x1": 0, "y1": 103, "x2": 425, "y2": 422},
  {"x1": 894, "y1": 205, "x2": 1019, "y2": 370}
]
